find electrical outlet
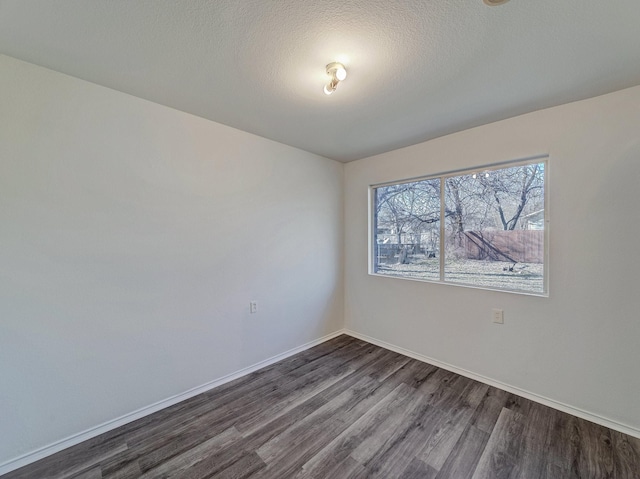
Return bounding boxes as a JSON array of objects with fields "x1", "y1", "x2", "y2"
[
  {"x1": 250, "y1": 301, "x2": 258, "y2": 314},
  {"x1": 492, "y1": 308, "x2": 504, "y2": 324}
]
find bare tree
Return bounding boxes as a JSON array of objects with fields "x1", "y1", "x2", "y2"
[
  {"x1": 479, "y1": 163, "x2": 544, "y2": 230},
  {"x1": 375, "y1": 179, "x2": 439, "y2": 263},
  {"x1": 375, "y1": 162, "x2": 544, "y2": 266}
]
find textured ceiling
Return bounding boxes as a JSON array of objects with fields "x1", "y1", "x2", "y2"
[{"x1": 1, "y1": 0, "x2": 640, "y2": 162}]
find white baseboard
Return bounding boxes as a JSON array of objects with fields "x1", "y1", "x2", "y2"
[
  {"x1": 5, "y1": 327, "x2": 637, "y2": 475},
  {"x1": 344, "y1": 329, "x2": 640, "y2": 440},
  {"x1": 0, "y1": 329, "x2": 347, "y2": 476}
]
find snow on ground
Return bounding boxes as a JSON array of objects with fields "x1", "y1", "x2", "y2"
[{"x1": 376, "y1": 257, "x2": 544, "y2": 293}]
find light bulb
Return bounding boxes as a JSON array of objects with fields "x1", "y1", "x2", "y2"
[{"x1": 323, "y1": 62, "x2": 346, "y2": 95}]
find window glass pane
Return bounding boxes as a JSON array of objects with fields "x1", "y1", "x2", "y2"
[
  {"x1": 373, "y1": 178, "x2": 440, "y2": 281},
  {"x1": 371, "y1": 159, "x2": 546, "y2": 295},
  {"x1": 444, "y1": 163, "x2": 545, "y2": 293}
]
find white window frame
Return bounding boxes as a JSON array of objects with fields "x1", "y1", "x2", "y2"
[{"x1": 369, "y1": 155, "x2": 549, "y2": 296}]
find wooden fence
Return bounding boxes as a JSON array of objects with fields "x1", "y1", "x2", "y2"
[
  {"x1": 462, "y1": 230, "x2": 544, "y2": 264},
  {"x1": 375, "y1": 230, "x2": 543, "y2": 264}
]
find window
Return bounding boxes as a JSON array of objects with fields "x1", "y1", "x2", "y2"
[{"x1": 371, "y1": 158, "x2": 548, "y2": 295}]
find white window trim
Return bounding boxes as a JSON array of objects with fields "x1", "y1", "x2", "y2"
[{"x1": 369, "y1": 155, "x2": 549, "y2": 297}]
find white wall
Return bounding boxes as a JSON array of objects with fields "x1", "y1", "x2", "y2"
[
  {"x1": 2, "y1": 49, "x2": 638, "y2": 470},
  {"x1": 0, "y1": 54, "x2": 344, "y2": 465},
  {"x1": 345, "y1": 85, "x2": 640, "y2": 434}
]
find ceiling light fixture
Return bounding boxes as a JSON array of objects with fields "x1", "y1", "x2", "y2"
[
  {"x1": 483, "y1": 0, "x2": 510, "y2": 5},
  {"x1": 323, "y1": 62, "x2": 347, "y2": 95}
]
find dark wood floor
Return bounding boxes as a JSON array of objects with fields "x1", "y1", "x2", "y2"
[{"x1": 4, "y1": 335, "x2": 640, "y2": 479}]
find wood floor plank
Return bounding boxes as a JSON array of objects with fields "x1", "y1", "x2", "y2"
[
  {"x1": 253, "y1": 369, "x2": 417, "y2": 478},
  {"x1": 540, "y1": 408, "x2": 574, "y2": 479},
  {"x1": 544, "y1": 411, "x2": 615, "y2": 479},
  {"x1": 135, "y1": 413, "x2": 230, "y2": 473},
  {"x1": 117, "y1": 368, "x2": 288, "y2": 447},
  {"x1": 566, "y1": 417, "x2": 614, "y2": 479},
  {"x1": 471, "y1": 407, "x2": 525, "y2": 479},
  {"x1": 469, "y1": 386, "x2": 511, "y2": 434},
  {"x1": 207, "y1": 452, "x2": 266, "y2": 479},
  {"x1": 367, "y1": 352, "x2": 411, "y2": 382},
  {"x1": 264, "y1": 334, "x2": 350, "y2": 369},
  {"x1": 342, "y1": 348, "x2": 411, "y2": 384},
  {"x1": 511, "y1": 401, "x2": 559, "y2": 479},
  {"x1": 98, "y1": 355, "x2": 291, "y2": 446},
  {"x1": 577, "y1": 420, "x2": 614, "y2": 479},
  {"x1": 104, "y1": 402, "x2": 242, "y2": 475},
  {"x1": 298, "y1": 383, "x2": 417, "y2": 478},
  {"x1": 255, "y1": 375, "x2": 397, "y2": 477},
  {"x1": 398, "y1": 458, "x2": 439, "y2": 479},
  {"x1": 137, "y1": 427, "x2": 241, "y2": 479},
  {"x1": 416, "y1": 380, "x2": 489, "y2": 471},
  {"x1": 539, "y1": 408, "x2": 581, "y2": 479},
  {"x1": 296, "y1": 456, "x2": 368, "y2": 479},
  {"x1": 234, "y1": 363, "x2": 353, "y2": 435},
  {"x1": 128, "y1": 350, "x2": 351, "y2": 466},
  {"x1": 435, "y1": 424, "x2": 489, "y2": 479},
  {"x1": 4, "y1": 335, "x2": 639, "y2": 479},
  {"x1": 4, "y1": 437, "x2": 127, "y2": 479},
  {"x1": 236, "y1": 396, "x2": 328, "y2": 454},
  {"x1": 141, "y1": 337, "x2": 354, "y2": 437},
  {"x1": 69, "y1": 466, "x2": 102, "y2": 479},
  {"x1": 309, "y1": 347, "x2": 399, "y2": 403},
  {"x1": 18, "y1": 444, "x2": 126, "y2": 479},
  {"x1": 348, "y1": 388, "x2": 434, "y2": 466},
  {"x1": 361, "y1": 401, "x2": 443, "y2": 478},
  {"x1": 101, "y1": 459, "x2": 141, "y2": 479},
  {"x1": 612, "y1": 430, "x2": 640, "y2": 479},
  {"x1": 157, "y1": 443, "x2": 247, "y2": 479},
  {"x1": 255, "y1": 375, "x2": 377, "y2": 464},
  {"x1": 270, "y1": 335, "x2": 359, "y2": 374},
  {"x1": 416, "y1": 368, "x2": 460, "y2": 399},
  {"x1": 504, "y1": 392, "x2": 534, "y2": 416},
  {"x1": 100, "y1": 413, "x2": 226, "y2": 476},
  {"x1": 398, "y1": 360, "x2": 440, "y2": 389}
]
